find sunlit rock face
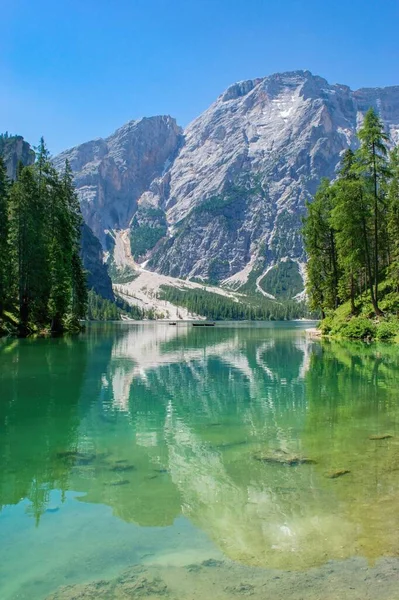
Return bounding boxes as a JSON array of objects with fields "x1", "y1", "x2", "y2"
[
  {"x1": 146, "y1": 72, "x2": 399, "y2": 282},
  {"x1": 53, "y1": 116, "x2": 182, "y2": 247},
  {"x1": 55, "y1": 72, "x2": 399, "y2": 289},
  {"x1": 0, "y1": 135, "x2": 35, "y2": 180}
]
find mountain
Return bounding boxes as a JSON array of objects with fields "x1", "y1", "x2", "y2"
[
  {"x1": 53, "y1": 116, "x2": 182, "y2": 248},
  {"x1": 55, "y1": 71, "x2": 399, "y2": 298},
  {"x1": 0, "y1": 134, "x2": 35, "y2": 179},
  {"x1": 0, "y1": 134, "x2": 114, "y2": 300}
]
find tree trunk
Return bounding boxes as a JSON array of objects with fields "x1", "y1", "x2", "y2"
[
  {"x1": 372, "y1": 142, "x2": 379, "y2": 305},
  {"x1": 350, "y1": 272, "x2": 356, "y2": 315},
  {"x1": 362, "y1": 215, "x2": 383, "y2": 316},
  {"x1": 51, "y1": 314, "x2": 64, "y2": 335},
  {"x1": 18, "y1": 293, "x2": 29, "y2": 337}
]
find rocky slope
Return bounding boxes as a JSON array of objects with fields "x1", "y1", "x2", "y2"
[
  {"x1": 55, "y1": 71, "x2": 399, "y2": 297},
  {"x1": 53, "y1": 116, "x2": 182, "y2": 248}
]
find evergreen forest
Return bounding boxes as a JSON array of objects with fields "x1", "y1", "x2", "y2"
[{"x1": 303, "y1": 108, "x2": 399, "y2": 340}]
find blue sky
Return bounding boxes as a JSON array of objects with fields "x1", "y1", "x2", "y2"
[{"x1": 1, "y1": 0, "x2": 398, "y2": 154}]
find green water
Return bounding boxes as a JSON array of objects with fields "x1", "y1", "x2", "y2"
[{"x1": 1, "y1": 322, "x2": 399, "y2": 600}]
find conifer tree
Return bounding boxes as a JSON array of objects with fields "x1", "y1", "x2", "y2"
[
  {"x1": 357, "y1": 108, "x2": 389, "y2": 313},
  {"x1": 0, "y1": 157, "x2": 10, "y2": 315},
  {"x1": 331, "y1": 150, "x2": 365, "y2": 314},
  {"x1": 387, "y1": 147, "x2": 399, "y2": 290},
  {"x1": 8, "y1": 166, "x2": 41, "y2": 335},
  {"x1": 62, "y1": 160, "x2": 87, "y2": 324},
  {"x1": 302, "y1": 179, "x2": 339, "y2": 317}
]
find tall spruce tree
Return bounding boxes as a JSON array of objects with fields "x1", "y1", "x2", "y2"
[
  {"x1": 387, "y1": 147, "x2": 399, "y2": 291},
  {"x1": 8, "y1": 166, "x2": 42, "y2": 335},
  {"x1": 357, "y1": 108, "x2": 390, "y2": 314},
  {"x1": 330, "y1": 150, "x2": 370, "y2": 314},
  {"x1": 0, "y1": 157, "x2": 10, "y2": 315},
  {"x1": 302, "y1": 178, "x2": 339, "y2": 317},
  {"x1": 61, "y1": 160, "x2": 87, "y2": 325}
]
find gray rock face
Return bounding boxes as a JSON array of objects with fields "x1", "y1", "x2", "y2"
[
  {"x1": 55, "y1": 71, "x2": 399, "y2": 289},
  {"x1": 80, "y1": 223, "x2": 114, "y2": 300},
  {"x1": 0, "y1": 135, "x2": 35, "y2": 179},
  {"x1": 53, "y1": 116, "x2": 182, "y2": 247},
  {"x1": 145, "y1": 71, "x2": 399, "y2": 284}
]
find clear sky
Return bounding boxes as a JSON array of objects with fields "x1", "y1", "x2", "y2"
[{"x1": 1, "y1": 0, "x2": 398, "y2": 154}]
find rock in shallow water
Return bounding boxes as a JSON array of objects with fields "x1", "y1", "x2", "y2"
[
  {"x1": 326, "y1": 470, "x2": 351, "y2": 479},
  {"x1": 253, "y1": 450, "x2": 316, "y2": 466}
]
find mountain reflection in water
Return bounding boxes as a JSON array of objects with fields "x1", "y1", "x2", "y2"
[{"x1": 1, "y1": 322, "x2": 399, "y2": 592}]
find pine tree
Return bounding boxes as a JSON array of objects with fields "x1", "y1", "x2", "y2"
[
  {"x1": 62, "y1": 161, "x2": 87, "y2": 324},
  {"x1": 302, "y1": 179, "x2": 339, "y2": 317},
  {"x1": 331, "y1": 150, "x2": 365, "y2": 314},
  {"x1": 357, "y1": 108, "x2": 390, "y2": 314},
  {"x1": 8, "y1": 166, "x2": 41, "y2": 335},
  {"x1": 0, "y1": 157, "x2": 10, "y2": 315},
  {"x1": 387, "y1": 147, "x2": 399, "y2": 291}
]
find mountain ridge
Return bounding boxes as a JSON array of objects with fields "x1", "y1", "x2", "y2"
[{"x1": 54, "y1": 70, "x2": 399, "y2": 298}]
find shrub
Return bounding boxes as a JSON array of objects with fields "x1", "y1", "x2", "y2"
[
  {"x1": 342, "y1": 317, "x2": 377, "y2": 340},
  {"x1": 376, "y1": 320, "x2": 399, "y2": 341},
  {"x1": 319, "y1": 316, "x2": 334, "y2": 334}
]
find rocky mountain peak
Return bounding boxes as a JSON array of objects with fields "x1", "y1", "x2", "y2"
[
  {"x1": 54, "y1": 71, "x2": 399, "y2": 298},
  {"x1": 54, "y1": 115, "x2": 182, "y2": 246}
]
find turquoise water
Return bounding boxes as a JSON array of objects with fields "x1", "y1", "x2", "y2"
[{"x1": 1, "y1": 322, "x2": 399, "y2": 599}]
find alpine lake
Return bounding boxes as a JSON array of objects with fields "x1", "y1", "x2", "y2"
[{"x1": 1, "y1": 321, "x2": 399, "y2": 599}]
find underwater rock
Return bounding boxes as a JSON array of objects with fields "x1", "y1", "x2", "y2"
[
  {"x1": 45, "y1": 506, "x2": 60, "y2": 513},
  {"x1": 326, "y1": 470, "x2": 351, "y2": 479},
  {"x1": 109, "y1": 479, "x2": 130, "y2": 486},
  {"x1": 56, "y1": 451, "x2": 96, "y2": 465},
  {"x1": 369, "y1": 434, "x2": 394, "y2": 440},
  {"x1": 253, "y1": 450, "x2": 316, "y2": 466},
  {"x1": 216, "y1": 440, "x2": 248, "y2": 449},
  {"x1": 201, "y1": 558, "x2": 225, "y2": 568},
  {"x1": 46, "y1": 566, "x2": 169, "y2": 599},
  {"x1": 225, "y1": 582, "x2": 255, "y2": 595},
  {"x1": 109, "y1": 464, "x2": 136, "y2": 472}
]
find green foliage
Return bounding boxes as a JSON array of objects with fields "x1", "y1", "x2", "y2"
[
  {"x1": 338, "y1": 317, "x2": 377, "y2": 340},
  {"x1": 130, "y1": 207, "x2": 167, "y2": 259},
  {"x1": 0, "y1": 157, "x2": 10, "y2": 314},
  {"x1": 87, "y1": 290, "x2": 121, "y2": 320},
  {"x1": 302, "y1": 178, "x2": 340, "y2": 315},
  {"x1": 375, "y1": 320, "x2": 399, "y2": 341},
  {"x1": 259, "y1": 260, "x2": 303, "y2": 299},
  {"x1": 130, "y1": 224, "x2": 167, "y2": 259},
  {"x1": 1, "y1": 139, "x2": 87, "y2": 336},
  {"x1": 303, "y1": 107, "x2": 398, "y2": 335},
  {"x1": 86, "y1": 289, "x2": 148, "y2": 321},
  {"x1": 158, "y1": 286, "x2": 313, "y2": 321}
]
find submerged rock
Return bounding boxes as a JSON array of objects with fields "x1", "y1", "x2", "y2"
[
  {"x1": 217, "y1": 440, "x2": 248, "y2": 449},
  {"x1": 56, "y1": 451, "x2": 96, "y2": 465},
  {"x1": 326, "y1": 470, "x2": 351, "y2": 479},
  {"x1": 369, "y1": 434, "x2": 393, "y2": 440},
  {"x1": 109, "y1": 464, "x2": 136, "y2": 472},
  {"x1": 109, "y1": 479, "x2": 130, "y2": 486},
  {"x1": 201, "y1": 558, "x2": 225, "y2": 568},
  {"x1": 253, "y1": 450, "x2": 316, "y2": 466},
  {"x1": 45, "y1": 506, "x2": 60, "y2": 514}
]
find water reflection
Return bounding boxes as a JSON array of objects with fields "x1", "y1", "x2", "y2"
[{"x1": 1, "y1": 324, "x2": 399, "y2": 572}]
